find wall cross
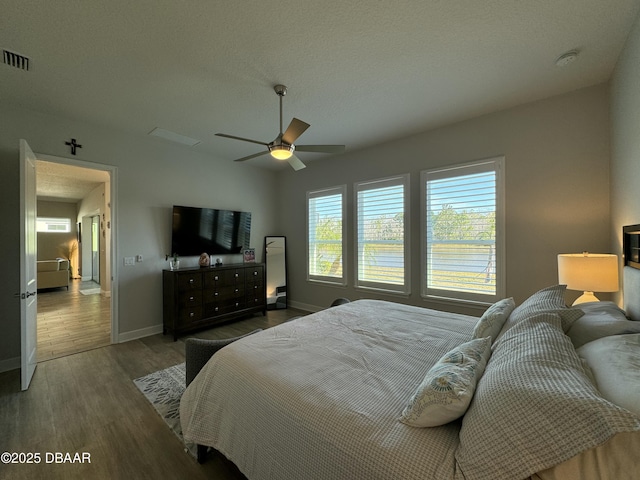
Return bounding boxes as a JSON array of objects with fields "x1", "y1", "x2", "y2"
[{"x1": 65, "y1": 138, "x2": 82, "y2": 155}]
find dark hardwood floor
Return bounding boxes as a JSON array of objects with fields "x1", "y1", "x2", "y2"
[{"x1": 0, "y1": 307, "x2": 307, "y2": 480}]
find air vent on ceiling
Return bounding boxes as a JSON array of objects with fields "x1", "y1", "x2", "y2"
[{"x1": 3, "y1": 49, "x2": 30, "y2": 71}]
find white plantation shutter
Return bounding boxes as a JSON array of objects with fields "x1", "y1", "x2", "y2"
[
  {"x1": 355, "y1": 175, "x2": 409, "y2": 293},
  {"x1": 307, "y1": 186, "x2": 346, "y2": 284},
  {"x1": 422, "y1": 158, "x2": 504, "y2": 303}
]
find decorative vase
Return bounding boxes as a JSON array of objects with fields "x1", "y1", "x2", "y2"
[
  {"x1": 199, "y1": 252, "x2": 210, "y2": 267},
  {"x1": 170, "y1": 260, "x2": 180, "y2": 271}
]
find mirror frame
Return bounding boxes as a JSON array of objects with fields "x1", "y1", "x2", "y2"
[{"x1": 265, "y1": 236, "x2": 287, "y2": 309}]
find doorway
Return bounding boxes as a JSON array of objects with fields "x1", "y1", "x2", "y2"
[
  {"x1": 91, "y1": 215, "x2": 100, "y2": 284},
  {"x1": 34, "y1": 155, "x2": 117, "y2": 362}
]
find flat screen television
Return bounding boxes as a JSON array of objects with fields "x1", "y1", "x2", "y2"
[{"x1": 171, "y1": 205, "x2": 252, "y2": 256}]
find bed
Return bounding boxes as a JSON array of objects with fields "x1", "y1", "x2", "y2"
[{"x1": 180, "y1": 272, "x2": 640, "y2": 479}]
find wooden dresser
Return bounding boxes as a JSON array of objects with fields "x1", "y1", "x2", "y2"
[{"x1": 162, "y1": 263, "x2": 266, "y2": 340}]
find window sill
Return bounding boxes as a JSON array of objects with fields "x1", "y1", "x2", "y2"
[{"x1": 421, "y1": 293, "x2": 492, "y2": 313}]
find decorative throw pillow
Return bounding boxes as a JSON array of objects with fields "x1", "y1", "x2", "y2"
[
  {"x1": 495, "y1": 285, "x2": 584, "y2": 343},
  {"x1": 472, "y1": 297, "x2": 515, "y2": 343},
  {"x1": 399, "y1": 336, "x2": 491, "y2": 428}
]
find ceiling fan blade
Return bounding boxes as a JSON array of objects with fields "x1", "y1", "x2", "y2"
[
  {"x1": 234, "y1": 151, "x2": 270, "y2": 162},
  {"x1": 295, "y1": 145, "x2": 346, "y2": 154},
  {"x1": 287, "y1": 154, "x2": 306, "y2": 171},
  {"x1": 216, "y1": 133, "x2": 269, "y2": 146},
  {"x1": 282, "y1": 118, "x2": 310, "y2": 145}
]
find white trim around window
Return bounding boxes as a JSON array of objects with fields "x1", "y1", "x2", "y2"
[
  {"x1": 421, "y1": 157, "x2": 505, "y2": 304},
  {"x1": 307, "y1": 185, "x2": 347, "y2": 286},
  {"x1": 354, "y1": 174, "x2": 410, "y2": 295}
]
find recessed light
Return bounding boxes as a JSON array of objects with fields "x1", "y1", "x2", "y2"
[{"x1": 555, "y1": 50, "x2": 579, "y2": 67}]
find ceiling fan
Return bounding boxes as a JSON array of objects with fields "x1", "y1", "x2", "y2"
[{"x1": 216, "y1": 85, "x2": 345, "y2": 171}]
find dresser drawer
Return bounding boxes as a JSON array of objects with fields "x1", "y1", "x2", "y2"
[
  {"x1": 204, "y1": 285, "x2": 244, "y2": 302},
  {"x1": 204, "y1": 268, "x2": 245, "y2": 287},
  {"x1": 178, "y1": 291, "x2": 202, "y2": 307},
  {"x1": 177, "y1": 306, "x2": 202, "y2": 325},
  {"x1": 176, "y1": 273, "x2": 202, "y2": 291},
  {"x1": 205, "y1": 299, "x2": 246, "y2": 317}
]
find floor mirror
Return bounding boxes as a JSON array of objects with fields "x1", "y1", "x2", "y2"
[{"x1": 265, "y1": 236, "x2": 287, "y2": 309}]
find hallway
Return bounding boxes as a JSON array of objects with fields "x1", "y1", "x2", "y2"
[{"x1": 37, "y1": 280, "x2": 111, "y2": 362}]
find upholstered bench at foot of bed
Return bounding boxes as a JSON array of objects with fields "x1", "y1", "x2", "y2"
[{"x1": 184, "y1": 329, "x2": 263, "y2": 464}]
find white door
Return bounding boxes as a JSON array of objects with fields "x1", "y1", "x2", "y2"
[{"x1": 20, "y1": 139, "x2": 38, "y2": 390}]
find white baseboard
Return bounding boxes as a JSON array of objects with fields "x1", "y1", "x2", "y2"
[
  {"x1": 117, "y1": 324, "x2": 163, "y2": 343},
  {"x1": 288, "y1": 300, "x2": 323, "y2": 313},
  {"x1": 0, "y1": 356, "x2": 20, "y2": 374}
]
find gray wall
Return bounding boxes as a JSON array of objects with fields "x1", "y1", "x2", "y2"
[
  {"x1": 277, "y1": 84, "x2": 612, "y2": 314},
  {"x1": 0, "y1": 105, "x2": 278, "y2": 369},
  {"x1": 611, "y1": 9, "x2": 640, "y2": 302}
]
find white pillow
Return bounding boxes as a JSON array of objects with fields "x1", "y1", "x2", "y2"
[
  {"x1": 577, "y1": 333, "x2": 640, "y2": 417},
  {"x1": 567, "y1": 301, "x2": 640, "y2": 348},
  {"x1": 472, "y1": 297, "x2": 515, "y2": 343},
  {"x1": 399, "y1": 337, "x2": 491, "y2": 428}
]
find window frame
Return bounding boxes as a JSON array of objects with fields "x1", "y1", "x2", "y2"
[
  {"x1": 354, "y1": 174, "x2": 410, "y2": 295},
  {"x1": 421, "y1": 157, "x2": 505, "y2": 304},
  {"x1": 36, "y1": 217, "x2": 72, "y2": 233},
  {"x1": 306, "y1": 185, "x2": 347, "y2": 286}
]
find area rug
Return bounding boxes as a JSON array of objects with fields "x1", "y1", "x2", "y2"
[
  {"x1": 133, "y1": 363, "x2": 197, "y2": 458},
  {"x1": 79, "y1": 287, "x2": 101, "y2": 295}
]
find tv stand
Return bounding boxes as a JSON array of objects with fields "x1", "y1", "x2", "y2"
[{"x1": 162, "y1": 263, "x2": 266, "y2": 341}]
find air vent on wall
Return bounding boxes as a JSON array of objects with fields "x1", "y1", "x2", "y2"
[{"x1": 3, "y1": 49, "x2": 30, "y2": 71}]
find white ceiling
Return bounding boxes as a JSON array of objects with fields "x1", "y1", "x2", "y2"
[
  {"x1": 35, "y1": 161, "x2": 109, "y2": 202},
  {"x1": 2, "y1": 1, "x2": 639, "y2": 174}
]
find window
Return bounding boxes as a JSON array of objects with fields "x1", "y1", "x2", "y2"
[
  {"x1": 307, "y1": 185, "x2": 346, "y2": 285},
  {"x1": 36, "y1": 217, "x2": 71, "y2": 233},
  {"x1": 422, "y1": 157, "x2": 504, "y2": 303},
  {"x1": 355, "y1": 174, "x2": 410, "y2": 293}
]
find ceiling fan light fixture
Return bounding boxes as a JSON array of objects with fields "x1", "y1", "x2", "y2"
[{"x1": 269, "y1": 144, "x2": 294, "y2": 160}]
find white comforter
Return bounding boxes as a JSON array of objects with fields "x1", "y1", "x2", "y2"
[{"x1": 180, "y1": 300, "x2": 477, "y2": 480}]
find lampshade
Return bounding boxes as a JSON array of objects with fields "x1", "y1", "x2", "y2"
[
  {"x1": 557, "y1": 253, "x2": 619, "y2": 305},
  {"x1": 269, "y1": 144, "x2": 294, "y2": 160}
]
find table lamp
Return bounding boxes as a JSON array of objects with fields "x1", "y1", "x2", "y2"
[{"x1": 557, "y1": 253, "x2": 619, "y2": 305}]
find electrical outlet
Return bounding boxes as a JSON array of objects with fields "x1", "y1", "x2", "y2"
[
  {"x1": 124, "y1": 257, "x2": 135, "y2": 266},
  {"x1": 136, "y1": 254, "x2": 143, "y2": 262}
]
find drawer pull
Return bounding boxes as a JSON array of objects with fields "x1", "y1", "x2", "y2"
[
  {"x1": 254, "y1": 271, "x2": 258, "y2": 276},
  {"x1": 235, "y1": 288, "x2": 239, "y2": 293},
  {"x1": 235, "y1": 302, "x2": 239, "y2": 307},
  {"x1": 214, "y1": 275, "x2": 219, "y2": 281},
  {"x1": 189, "y1": 312, "x2": 195, "y2": 317},
  {"x1": 189, "y1": 278, "x2": 194, "y2": 284},
  {"x1": 234, "y1": 273, "x2": 239, "y2": 278},
  {"x1": 214, "y1": 307, "x2": 219, "y2": 312},
  {"x1": 189, "y1": 296, "x2": 194, "y2": 301},
  {"x1": 214, "y1": 292, "x2": 219, "y2": 296}
]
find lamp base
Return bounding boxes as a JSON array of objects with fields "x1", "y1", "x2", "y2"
[{"x1": 571, "y1": 291, "x2": 599, "y2": 306}]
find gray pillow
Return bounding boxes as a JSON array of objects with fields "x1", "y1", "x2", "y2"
[
  {"x1": 567, "y1": 301, "x2": 640, "y2": 348},
  {"x1": 456, "y1": 312, "x2": 640, "y2": 480},
  {"x1": 495, "y1": 285, "x2": 583, "y2": 344}
]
